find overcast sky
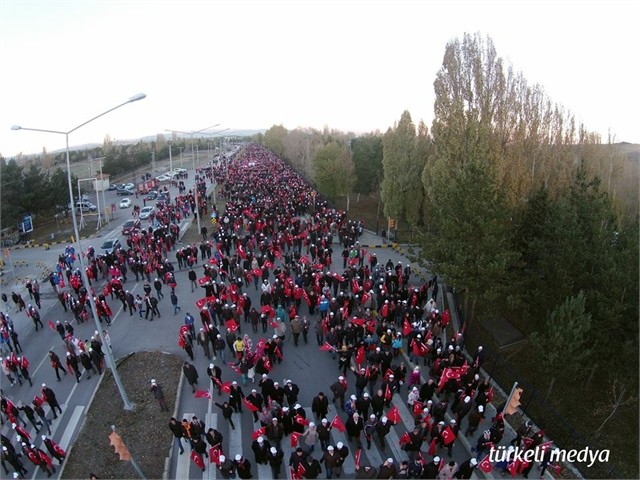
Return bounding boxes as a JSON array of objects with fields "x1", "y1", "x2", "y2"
[{"x1": 1, "y1": 0, "x2": 638, "y2": 158}]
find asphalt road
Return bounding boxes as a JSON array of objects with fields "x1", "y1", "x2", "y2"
[{"x1": 1, "y1": 159, "x2": 493, "y2": 479}]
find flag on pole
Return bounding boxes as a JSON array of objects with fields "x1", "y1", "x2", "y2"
[
  {"x1": 252, "y1": 427, "x2": 266, "y2": 440},
  {"x1": 225, "y1": 319, "x2": 239, "y2": 332},
  {"x1": 190, "y1": 451, "x2": 205, "y2": 470},
  {"x1": 194, "y1": 390, "x2": 212, "y2": 399},
  {"x1": 355, "y1": 449, "x2": 361, "y2": 468},
  {"x1": 243, "y1": 398, "x2": 259, "y2": 412},
  {"x1": 387, "y1": 405, "x2": 400, "y2": 424},
  {"x1": 48, "y1": 320, "x2": 56, "y2": 332},
  {"x1": 290, "y1": 431, "x2": 302, "y2": 448},
  {"x1": 319, "y1": 342, "x2": 334, "y2": 352},
  {"x1": 330, "y1": 415, "x2": 346, "y2": 433}
]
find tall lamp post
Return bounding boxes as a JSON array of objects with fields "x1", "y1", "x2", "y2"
[
  {"x1": 11, "y1": 92, "x2": 146, "y2": 411},
  {"x1": 165, "y1": 124, "x2": 219, "y2": 234}
]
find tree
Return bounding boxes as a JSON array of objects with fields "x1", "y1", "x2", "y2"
[
  {"x1": 531, "y1": 291, "x2": 593, "y2": 377},
  {"x1": 350, "y1": 135, "x2": 383, "y2": 194},
  {"x1": 312, "y1": 142, "x2": 355, "y2": 202},
  {"x1": 0, "y1": 158, "x2": 24, "y2": 227},
  {"x1": 381, "y1": 110, "x2": 427, "y2": 227},
  {"x1": 264, "y1": 125, "x2": 288, "y2": 159}
]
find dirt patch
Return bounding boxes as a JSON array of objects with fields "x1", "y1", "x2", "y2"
[{"x1": 61, "y1": 351, "x2": 183, "y2": 480}]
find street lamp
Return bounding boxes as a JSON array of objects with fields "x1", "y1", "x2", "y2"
[
  {"x1": 165, "y1": 124, "x2": 220, "y2": 234},
  {"x1": 11, "y1": 92, "x2": 146, "y2": 411}
]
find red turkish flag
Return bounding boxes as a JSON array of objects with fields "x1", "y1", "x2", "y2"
[
  {"x1": 220, "y1": 381, "x2": 232, "y2": 394},
  {"x1": 195, "y1": 298, "x2": 208, "y2": 310},
  {"x1": 387, "y1": 405, "x2": 400, "y2": 424},
  {"x1": 381, "y1": 304, "x2": 389, "y2": 318},
  {"x1": 194, "y1": 390, "x2": 212, "y2": 399},
  {"x1": 330, "y1": 415, "x2": 346, "y2": 433},
  {"x1": 237, "y1": 245, "x2": 247, "y2": 259},
  {"x1": 479, "y1": 455, "x2": 493, "y2": 473},
  {"x1": 354, "y1": 449, "x2": 361, "y2": 468},
  {"x1": 351, "y1": 317, "x2": 365, "y2": 327},
  {"x1": 290, "y1": 431, "x2": 302, "y2": 448},
  {"x1": 48, "y1": 320, "x2": 56, "y2": 331},
  {"x1": 441, "y1": 426, "x2": 456, "y2": 446},
  {"x1": 252, "y1": 268, "x2": 262, "y2": 277},
  {"x1": 427, "y1": 437, "x2": 437, "y2": 456},
  {"x1": 507, "y1": 459, "x2": 520, "y2": 477},
  {"x1": 190, "y1": 451, "x2": 205, "y2": 470},
  {"x1": 33, "y1": 395, "x2": 45, "y2": 408},
  {"x1": 384, "y1": 385, "x2": 392, "y2": 402},
  {"x1": 355, "y1": 346, "x2": 365, "y2": 366},
  {"x1": 209, "y1": 446, "x2": 221, "y2": 465},
  {"x1": 539, "y1": 440, "x2": 554, "y2": 452},
  {"x1": 198, "y1": 277, "x2": 210, "y2": 285},
  {"x1": 295, "y1": 414, "x2": 310, "y2": 426},
  {"x1": 261, "y1": 305, "x2": 276, "y2": 317},
  {"x1": 228, "y1": 364, "x2": 242, "y2": 375},
  {"x1": 296, "y1": 462, "x2": 306, "y2": 478},
  {"x1": 522, "y1": 436, "x2": 534, "y2": 448},
  {"x1": 319, "y1": 342, "x2": 335, "y2": 352},
  {"x1": 399, "y1": 431, "x2": 411, "y2": 446},
  {"x1": 413, "y1": 402, "x2": 423, "y2": 417},
  {"x1": 252, "y1": 427, "x2": 266, "y2": 440},
  {"x1": 225, "y1": 319, "x2": 239, "y2": 332},
  {"x1": 208, "y1": 257, "x2": 219, "y2": 265},
  {"x1": 402, "y1": 319, "x2": 412, "y2": 336},
  {"x1": 332, "y1": 273, "x2": 344, "y2": 282},
  {"x1": 263, "y1": 260, "x2": 273, "y2": 269},
  {"x1": 299, "y1": 255, "x2": 310, "y2": 265},
  {"x1": 243, "y1": 398, "x2": 259, "y2": 412}
]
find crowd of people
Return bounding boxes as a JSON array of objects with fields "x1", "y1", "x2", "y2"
[
  {"x1": 0, "y1": 142, "x2": 559, "y2": 479},
  {"x1": 164, "y1": 144, "x2": 558, "y2": 479}
]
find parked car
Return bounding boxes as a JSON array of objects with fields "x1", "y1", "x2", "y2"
[
  {"x1": 116, "y1": 187, "x2": 134, "y2": 196},
  {"x1": 156, "y1": 174, "x2": 171, "y2": 183},
  {"x1": 69, "y1": 201, "x2": 97, "y2": 213},
  {"x1": 119, "y1": 198, "x2": 132, "y2": 208},
  {"x1": 122, "y1": 219, "x2": 141, "y2": 235},
  {"x1": 139, "y1": 206, "x2": 155, "y2": 220},
  {"x1": 124, "y1": 183, "x2": 135, "y2": 190},
  {"x1": 145, "y1": 190, "x2": 158, "y2": 200},
  {"x1": 107, "y1": 184, "x2": 117, "y2": 191},
  {"x1": 100, "y1": 238, "x2": 121, "y2": 254}
]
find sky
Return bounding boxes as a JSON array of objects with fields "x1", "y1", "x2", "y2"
[{"x1": 1, "y1": 0, "x2": 638, "y2": 158}]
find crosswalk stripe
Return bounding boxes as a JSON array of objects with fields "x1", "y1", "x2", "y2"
[
  {"x1": 391, "y1": 394, "x2": 415, "y2": 431},
  {"x1": 385, "y1": 421, "x2": 408, "y2": 466},
  {"x1": 204, "y1": 413, "x2": 218, "y2": 480},
  {"x1": 228, "y1": 411, "x2": 242, "y2": 463},
  {"x1": 58, "y1": 405, "x2": 84, "y2": 451},
  {"x1": 176, "y1": 412, "x2": 194, "y2": 480}
]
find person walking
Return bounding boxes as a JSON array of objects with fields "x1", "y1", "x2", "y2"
[
  {"x1": 168, "y1": 418, "x2": 185, "y2": 455},
  {"x1": 214, "y1": 401, "x2": 235, "y2": 430},
  {"x1": 32, "y1": 400, "x2": 52, "y2": 435},
  {"x1": 150, "y1": 379, "x2": 170, "y2": 412},
  {"x1": 182, "y1": 362, "x2": 199, "y2": 393},
  {"x1": 65, "y1": 352, "x2": 81, "y2": 383},
  {"x1": 154, "y1": 278, "x2": 164, "y2": 300},
  {"x1": 41, "y1": 435, "x2": 66, "y2": 465},
  {"x1": 267, "y1": 445, "x2": 284, "y2": 479},
  {"x1": 49, "y1": 350, "x2": 67, "y2": 381},
  {"x1": 171, "y1": 291, "x2": 181, "y2": 316},
  {"x1": 41, "y1": 384, "x2": 62, "y2": 419}
]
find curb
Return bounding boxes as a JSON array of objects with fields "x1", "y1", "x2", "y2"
[
  {"x1": 163, "y1": 369, "x2": 185, "y2": 480},
  {"x1": 10, "y1": 235, "x2": 97, "y2": 250}
]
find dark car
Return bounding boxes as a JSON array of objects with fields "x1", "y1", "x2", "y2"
[
  {"x1": 116, "y1": 187, "x2": 134, "y2": 196},
  {"x1": 145, "y1": 190, "x2": 158, "y2": 200},
  {"x1": 122, "y1": 219, "x2": 141, "y2": 235},
  {"x1": 100, "y1": 238, "x2": 121, "y2": 254}
]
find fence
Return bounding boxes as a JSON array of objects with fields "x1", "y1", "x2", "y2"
[{"x1": 459, "y1": 312, "x2": 621, "y2": 479}]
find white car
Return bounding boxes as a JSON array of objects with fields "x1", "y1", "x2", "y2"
[
  {"x1": 139, "y1": 206, "x2": 155, "y2": 220},
  {"x1": 156, "y1": 174, "x2": 171, "y2": 183},
  {"x1": 119, "y1": 198, "x2": 132, "y2": 209}
]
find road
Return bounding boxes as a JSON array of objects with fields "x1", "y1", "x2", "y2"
[{"x1": 1, "y1": 159, "x2": 498, "y2": 480}]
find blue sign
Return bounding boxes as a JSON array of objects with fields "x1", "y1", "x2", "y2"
[{"x1": 21, "y1": 215, "x2": 33, "y2": 233}]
